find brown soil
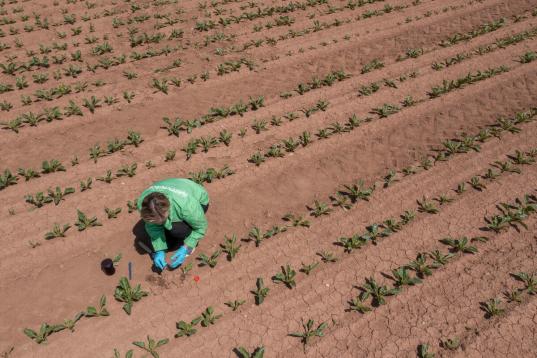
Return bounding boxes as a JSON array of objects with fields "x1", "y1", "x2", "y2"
[{"x1": 1, "y1": 0, "x2": 537, "y2": 356}]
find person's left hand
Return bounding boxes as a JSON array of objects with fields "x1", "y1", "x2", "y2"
[{"x1": 169, "y1": 245, "x2": 193, "y2": 269}]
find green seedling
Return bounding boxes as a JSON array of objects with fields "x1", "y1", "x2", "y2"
[
  {"x1": 199, "y1": 306, "x2": 222, "y2": 327},
  {"x1": 283, "y1": 138, "x2": 300, "y2": 152},
  {"x1": 219, "y1": 130, "x2": 232, "y2": 145},
  {"x1": 235, "y1": 346, "x2": 265, "y2": 358},
  {"x1": 361, "y1": 58, "x2": 384, "y2": 73},
  {"x1": 114, "y1": 277, "x2": 148, "y2": 315},
  {"x1": 105, "y1": 207, "x2": 122, "y2": 219},
  {"x1": 247, "y1": 226, "x2": 263, "y2": 247},
  {"x1": 400, "y1": 210, "x2": 416, "y2": 225},
  {"x1": 75, "y1": 209, "x2": 102, "y2": 231},
  {"x1": 25, "y1": 192, "x2": 53, "y2": 207},
  {"x1": 252, "y1": 278, "x2": 269, "y2": 305},
  {"x1": 417, "y1": 197, "x2": 439, "y2": 214},
  {"x1": 455, "y1": 182, "x2": 466, "y2": 195},
  {"x1": 42, "y1": 159, "x2": 65, "y2": 173},
  {"x1": 151, "y1": 78, "x2": 168, "y2": 94},
  {"x1": 83, "y1": 96, "x2": 101, "y2": 113},
  {"x1": 106, "y1": 138, "x2": 125, "y2": 153},
  {"x1": 85, "y1": 294, "x2": 109, "y2": 317},
  {"x1": 175, "y1": 318, "x2": 202, "y2": 338},
  {"x1": 317, "y1": 250, "x2": 337, "y2": 263},
  {"x1": 347, "y1": 295, "x2": 371, "y2": 314},
  {"x1": 251, "y1": 119, "x2": 267, "y2": 134},
  {"x1": 48, "y1": 186, "x2": 75, "y2": 205},
  {"x1": 504, "y1": 289, "x2": 523, "y2": 303},
  {"x1": 512, "y1": 272, "x2": 536, "y2": 294},
  {"x1": 402, "y1": 166, "x2": 417, "y2": 176},
  {"x1": 440, "y1": 237, "x2": 478, "y2": 254},
  {"x1": 126, "y1": 130, "x2": 143, "y2": 147},
  {"x1": 391, "y1": 267, "x2": 421, "y2": 287},
  {"x1": 132, "y1": 336, "x2": 169, "y2": 358},
  {"x1": 164, "y1": 150, "x2": 176, "y2": 162},
  {"x1": 0, "y1": 169, "x2": 19, "y2": 190},
  {"x1": 518, "y1": 51, "x2": 537, "y2": 63},
  {"x1": 183, "y1": 139, "x2": 199, "y2": 160},
  {"x1": 299, "y1": 131, "x2": 311, "y2": 147},
  {"x1": 113, "y1": 349, "x2": 133, "y2": 358},
  {"x1": 331, "y1": 193, "x2": 352, "y2": 210},
  {"x1": 17, "y1": 168, "x2": 40, "y2": 181},
  {"x1": 266, "y1": 145, "x2": 285, "y2": 158},
  {"x1": 469, "y1": 176, "x2": 486, "y2": 191},
  {"x1": 435, "y1": 194, "x2": 454, "y2": 205},
  {"x1": 97, "y1": 170, "x2": 115, "y2": 183},
  {"x1": 289, "y1": 319, "x2": 327, "y2": 348},
  {"x1": 371, "y1": 103, "x2": 400, "y2": 118},
  {"x1": 417, "y1": 344, "x2": 435, "y2": 358},
  {"x1": 310, "y1": 200, "x2": 331, "y2": 217},
  {"x1": 338, "y1": 234, "x2": 366, "y2": 253},
  {"x1": 440, "y1": 337, "x2": 460, "y2": 350},
  {"x1": 221, "y1": 235, "x2": 241, "y2": 261},
  {"x1": 1, "y1": 118, "x2": 23, "y2": 133},
  {"x1": 429, "y1": 250, "x2": 454, "y2": 268},
  {"x1": 127, "y1": 199, "x2": 137, "y2": 213},
  {"x1": 71, "y1": 156, "x2": 79, "y2": 166},
  {"x1": 24, "y1": 323, "x2": 64, "y2": 344},
  {"x1": 145, "y1": 161, "x2": 156, "y2": 169},
  {"x1": 300, "y1": 262, "x2": 319, "y2": 275},
  {"x1": 406, "y1": 253, "x2": 433, "y2": 278},
  {"x1": 123, "y1": 91, "x2": 135, "y2": 103},
  {"x1": 181, "y1": 263, "x2": 193, "y2": 276},
  {"x1": 44, "y1": 223, "x2": 71, "y2": 240},
  {"x1": 272, "y1": 264, "x2": 297, "y2": 289},
  {"x1": 342, "y1": 179, "x2": 376, "y2": 202},
  {"x1": 383, "y1": 170, "x2": 399, "y2": 187},
  {"x1": 197, "y1": 250, "x2": 221, "y2": 268},
  {"x1": 264, "y1": 225, "x2": 286, "y2": 239},
  {"x1": 493, "y1": 160, "x2": 521, "y2": 174},
  {"x1": 225, "y1": 300, "x2": 246, "y2": 311},
  {"x1": 80, "y1": 178, "x2": 92, "y2": 192},
  {"x1": 480, "y1": 298, "x2": 504, "y2": 318},
  {"x1": 382, "y1": 219, "x2": 403, "y2": 232},
  {"x1": 198, "y1": 136, "x2": 219, "y2": 153},
  {"x1": 116, "y1": 163, "x2": 137, "y2": 177},
  {"x1": 283, "y1": 213, "x2": 310, "y2": 227},
  {"x1": 510, "y1": 150, "x2": 535, "y2": 165},
  {"x1": 248, "y1": 152, "x2": 265, "y2": 166}
]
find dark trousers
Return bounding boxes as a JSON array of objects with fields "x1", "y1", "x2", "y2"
[{"x1": 164, "y1": 203, "x2": 208, "y2": 250}]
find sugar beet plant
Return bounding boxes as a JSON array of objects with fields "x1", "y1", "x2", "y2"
[
  {"x1": 75, "y1": 210, "x2": 102, "y2": 231},
  {"x1": 289, "y1": 319, "x2": 328, "y2": 350},
  {"x1": 114, "y1": 277, "x2": 149, "y2": 315},
  {"x1": 132, "y1": 336, "x2": 169, "y2": 358}
]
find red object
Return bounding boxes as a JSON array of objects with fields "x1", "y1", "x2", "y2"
[{"x1": 193, "y1": 275, "x2": 200, "y2": 282}]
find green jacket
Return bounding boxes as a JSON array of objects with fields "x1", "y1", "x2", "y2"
[{"x1": 137, "y1": 178, "x2": 209, "y2": 251}]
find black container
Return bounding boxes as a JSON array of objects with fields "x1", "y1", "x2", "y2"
[{"x1": 101, "y1": 258, "x2": 115, "y2": 275}]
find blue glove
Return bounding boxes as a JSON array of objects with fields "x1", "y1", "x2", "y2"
[
  {"x1": 169, "y1": 245, "x2": 193, "y2": 269},
  {"x1": 152, "y1": 250, "x2": 167, "y2": 271}
]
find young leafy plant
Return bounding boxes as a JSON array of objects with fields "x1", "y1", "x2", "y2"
[
  {"x1": 283, "y1": 213, "x2": 310, "y2": 227},
  {"x1": 289, "y1": 319, "x2": 328, "y2": 348},
  {"x1": 347, "y1": 295, "x2": 371, "y2": 314},
  {"x1": 48, "y1": 186, "x2": 75, "y2": 205},
  {"x1": 440, "y1": 236, "x2": 477, "y2": 254},
  {"x1": 225, "y1": 300, "x2": 246, "y2": 311},
  {"x1": 300, "y1": 262, "x2": 319, "y2": 275},
  {"x1": 391, "y1": 267, "x2": 422, "y2": 287},
  {"x1": 480, "y1": 298, "x2": 504, "y2": 318},
  {"x1": 105, "y1": 207, "x2": 122, "y2": 219},
  {"x1": 114, "y1": 277, "x2": 149, "y2": 315},
  {"x1": 197, "y1": 250, "x2": 221, "y2": 268},
  {"x1": 199, "y1": 306, "x2": 222, "y2": 327},
  {"x1": 221, "y1": 234, "x2": 241, "y2": 261},
  {"x1": 24, "y1": 323, "x2": 64, "y2": 344},
  {"x1": 235, "y1": 346, "x2": 265, "y2": 358},
  {"x1": 85, "y1": 295, "x2": 110, "y2": 317},
  {"x1": 25, "y1": 192, "x2": 52, "y2": 207},
  {"x1": 417, "y1": 197, "x2": 439, "y2": 214},
  {"x1": 116, "y1": 163, "x2": 137, "y2": 177},
  {"x1": 132, "y1": 336, "x2": 169, "y2": 358},
  {"x1": 310, "y1": 200, "x2": 331, "y2": 217},
  {"x1": 175, "y1": 317, "x2": 202, "y2": 338},
  {"x1": 75, "y1": 209, "x2": 102, "y2": 231},
  {"x1": 360, "y1": 277, "x2": 400, "y2": 306},
  {"x1": 252, "y1": 278, "x2": 269, "y2": 305},
  {"x1": 272, "y1": 264, "x2": 297, "y2": 289},
  {"x1": 44, "y1": 223, "x2": 71, "y2": 240}
]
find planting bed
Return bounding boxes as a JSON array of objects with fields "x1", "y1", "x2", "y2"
[{"x1": 1, "y1": 0, "x2": 537, "y2": 356}]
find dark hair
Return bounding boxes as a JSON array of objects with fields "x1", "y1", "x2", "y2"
[{"x1": 140, "y1": 192, "x2": 170, "y2": 224}]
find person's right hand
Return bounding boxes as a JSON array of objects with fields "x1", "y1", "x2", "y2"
[{"x1": 152, "y1": 250, "x2": 167, "y2": 271}]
